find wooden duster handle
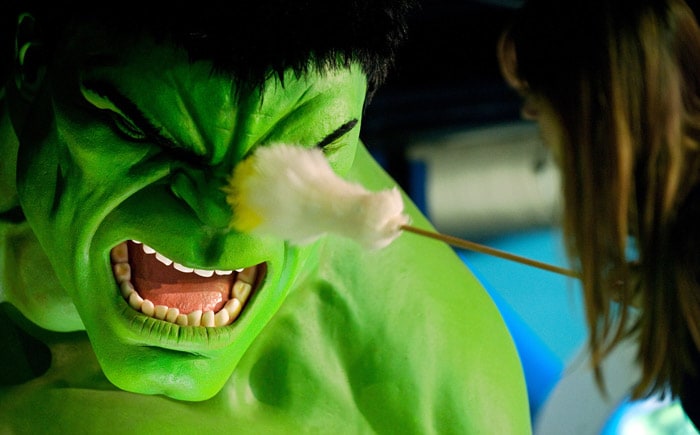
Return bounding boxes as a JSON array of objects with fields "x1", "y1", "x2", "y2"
[{"x1": 401, "y1": 225, "x2": 579, "y2": 278}]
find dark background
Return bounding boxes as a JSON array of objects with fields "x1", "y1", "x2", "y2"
[{"x1": 361, "y1": 0, "x2": 523, "y2": 190}]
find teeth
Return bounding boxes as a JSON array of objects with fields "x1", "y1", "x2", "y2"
[
  {"x1": 141, "y1": 299, "x2": 155, "y2": 317},
  {"x1": 154, "y1": 305, "x2": 169, "y2": 320},
  {"x1": 187, "y1": 310, "x2": 203, "y2": 326},
  {"x1": 113, "y1": 263, "x2": 131, "y2": 283},
  {"x1": 155, "y1": 253, "x2": 173, "y2": 266},
  {"x1": 194, "y1": 269, "x2": 215, "y2": 278},
  {"x1": 138, "y1": 242, "x2": 233, "y2": 276},
  {"x1": 166, "y1": 307, "x2": 180, "y2": 323},
  {"x1": 111, "y1": 243, "x2": 129, "y2": 263},
  {"x1": 174, "y1": 263, "x2": 194, "y2": 273},
  {"x1": 201, "y1": 310, "x2": 215, "y2": 327},
  {"x1": 224, "y1": 298, "x2": 242, "y2": 318},
  {"x1": 110, "y1": 241, "x2": 259, "y2": 328},
  {"x1": 120, "y1": 281, "x2": 135, "y2": 299},
  {"x1": 233, "y1": 281, "x2": 252, "y2": 304},
  {"x1": 214, "y1": 309, "x2": 230, "y2": 327},
  {"x1": 128, "y1": 291, "x2": 144, "y2": 310},
  {"x1": 238, "y1": 266, "x2": 257, "y2": 284}
]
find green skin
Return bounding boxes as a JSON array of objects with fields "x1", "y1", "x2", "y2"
[{"x1": 0, "y1": 30, "x2": 532, "y2": 433}]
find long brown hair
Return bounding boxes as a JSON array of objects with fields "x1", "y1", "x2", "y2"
[{"x1": 499, "y1": 0, "x2": 700, "y2": 399}]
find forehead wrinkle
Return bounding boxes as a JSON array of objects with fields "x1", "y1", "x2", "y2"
[
  {"x1": 171, "y1": 71, "x2": 238, "y2": 165},
  {"x1": 245, "y1": 78, "x2": 321, "y2": 147},
  {"x1": 244, "y1": 63, "x2": 364, "y2": 146}
]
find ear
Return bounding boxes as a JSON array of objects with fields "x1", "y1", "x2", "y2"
[{"x1": 13, "y1": 13, "x2": 47, "y2": 101}]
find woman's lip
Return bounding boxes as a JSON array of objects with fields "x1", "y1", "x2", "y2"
[{"x1": 110, "y1": 240, "x2": 266, "y2": 327}]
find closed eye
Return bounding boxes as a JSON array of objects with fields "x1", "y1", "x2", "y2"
[
  {"x1": 80, "y1": 80, "x2": 179, "y2": 149},
  {"x1": 109, "y1": 112, "x2": 149, "y2": 141},
  {"x1": 316, "y1": 119, "x2": 358, "y2": 149}
]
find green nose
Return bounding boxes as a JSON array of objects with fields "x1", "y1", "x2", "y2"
[{"x1": 170, "y1": 169, "x2": 232, "y2": 230}]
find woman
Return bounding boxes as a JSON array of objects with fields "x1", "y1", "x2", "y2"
[{"x1": 498, "y1": 0, "x2": 700, "y2": 428}]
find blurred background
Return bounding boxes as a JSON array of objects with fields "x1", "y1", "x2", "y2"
[{"x1": 360, "y1": 0, "x2": 698, "y2": 433}]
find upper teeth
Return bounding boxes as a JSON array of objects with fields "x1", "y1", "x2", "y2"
[{"x1": 134, "y1": 240, "x2": 234, "y2": 277}]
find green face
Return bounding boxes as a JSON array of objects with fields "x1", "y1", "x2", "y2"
[{"x1": 13, "y1": 34, "x2": 367, "y2": 400}]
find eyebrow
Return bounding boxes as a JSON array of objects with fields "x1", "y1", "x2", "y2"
[
  {"x1": 83, "y1": 79, "x2": 359, "y2": 158},
  {"x1": 80, "y1": 79, "x2": 183, "y2": 153},
  {"x1": 316, "y1": 119, "x2": 359, "y2": 148}
]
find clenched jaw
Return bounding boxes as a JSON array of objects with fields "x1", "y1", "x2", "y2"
[{"x1": 110, "y1": 240, "x2": 266, "y2": 328}]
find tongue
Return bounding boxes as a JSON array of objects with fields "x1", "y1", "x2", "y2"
[{"x1": 128, "y1": 242, "x2": 234, "y2": 314}]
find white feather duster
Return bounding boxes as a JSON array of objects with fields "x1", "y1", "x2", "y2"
[
  {"x1": 226, "y1": 144, "x2": 410, "y2": 250},
  {"x1": 225, "y1": 143, "x2": 579, "y2": 277}
]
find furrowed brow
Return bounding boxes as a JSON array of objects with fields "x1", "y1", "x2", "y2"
[
  {"x1": 316, "y1": 119, "x2": 359, "y2": 148},
  {"x1": 80, "y1": 79, "x2": 181, "y2": 152}
]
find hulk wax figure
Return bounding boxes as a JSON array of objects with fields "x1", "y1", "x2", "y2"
[{"x1": 0, "y1": 2, "x2": 531, "y2": 433}]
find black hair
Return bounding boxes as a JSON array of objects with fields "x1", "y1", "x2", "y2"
[{"x1": 4, "y1": 0, "x2": 418, "y2": 98}]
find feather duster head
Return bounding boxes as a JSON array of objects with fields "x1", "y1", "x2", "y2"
[{"x1": 225, "y1": 144, "x2": 409, "y2": 250}]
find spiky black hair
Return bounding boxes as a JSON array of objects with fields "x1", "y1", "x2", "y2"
[{"x1": 3, "y1": 0, "x2": 418, "y2": 98}]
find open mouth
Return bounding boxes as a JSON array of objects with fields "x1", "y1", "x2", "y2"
[{"x1": 110, "y1": 240, "x2": 265, "y2": 327}]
